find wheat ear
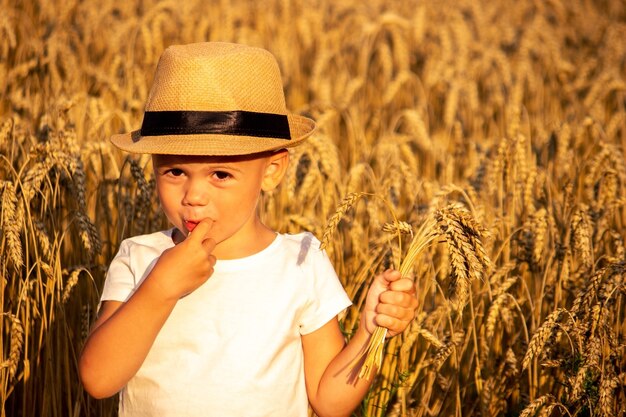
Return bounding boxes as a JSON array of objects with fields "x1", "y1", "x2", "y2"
[
  {"x1": 319, "y1": 192, "x2": 363, "y2": 250},
  {"x1": 0, "y1": 314, "x2": 24, "y2": 379}
]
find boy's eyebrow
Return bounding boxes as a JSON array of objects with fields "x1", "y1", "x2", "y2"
[
  {"x1": 205, "y1": 163, "x2": 243, "y2": 173},
  {"x1": 153, "y1": 158, "x2": 245, "y2": 173}
]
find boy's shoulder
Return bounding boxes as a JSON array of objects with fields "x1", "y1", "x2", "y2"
[
  {"x1": 280, "y1": 231, "x2": 319, "y2": 246},
  {"x1": 278, "y1": 231, "x2": 327, "y2": 266},
  {"x1": 279, "y1": 231, "x2": 322, "y2": 251}
]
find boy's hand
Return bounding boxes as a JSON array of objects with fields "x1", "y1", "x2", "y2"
[
  {"x1": 361, "y1": 269, "x2": 418, "y2": 337},
  {"x1": 148, "y1": 218, "x2": 217, "y2": 300}
]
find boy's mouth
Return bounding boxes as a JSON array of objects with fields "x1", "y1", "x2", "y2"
[{"x1": 184, "y1": 220, "x2": 199, "y2": 233}]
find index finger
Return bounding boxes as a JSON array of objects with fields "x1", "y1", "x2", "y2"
[
  {"x1": 188, "y1": 218, "x2": 214, "y2": 241},
  {"x1": 379, "y1": 269, "x2": 403, "y2": 284}
]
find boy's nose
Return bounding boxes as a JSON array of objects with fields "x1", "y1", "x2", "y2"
[{"x1": 183, "y1": 180, "x2": 209, "y2": 206}]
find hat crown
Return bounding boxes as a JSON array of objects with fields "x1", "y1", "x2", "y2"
[{"x1": 145, "y1": 42, "x2": 288, "y2": 114}]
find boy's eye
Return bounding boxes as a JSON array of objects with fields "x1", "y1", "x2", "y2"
[
  {"x1": 213, "y1": 171, "x2": 231, "y2": 181},
  {"x1": 166, "y1": 168, "x2": 184, "y2": 176}
]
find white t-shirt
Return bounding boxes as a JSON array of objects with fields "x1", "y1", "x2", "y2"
[{"x1": 101, "y1": 229, "x2": 352, "y2": 417}]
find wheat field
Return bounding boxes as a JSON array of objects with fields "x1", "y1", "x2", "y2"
[{"x1": 1, "y1": 0, "x2": 625, "y2": 416}]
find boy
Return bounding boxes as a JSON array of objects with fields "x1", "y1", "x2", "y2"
[{"x1": 79, "y1": 42, "x2": 418, "y2": 417}]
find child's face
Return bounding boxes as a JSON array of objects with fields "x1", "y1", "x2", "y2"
[{"x1": 152, "y1": 151, "x2": 287, "y2": 258}]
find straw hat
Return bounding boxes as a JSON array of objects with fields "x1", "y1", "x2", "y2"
[{"x1": 111, "y1": 42, "x2": 315, "y2": 155}]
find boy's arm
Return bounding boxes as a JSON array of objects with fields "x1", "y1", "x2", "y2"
[
  {"x1": 79, "y1": 221, "x2": 216, "y2": 399},
  {"x1": 78, "y1": 285, "x2": 178, "y2": 398},
  {"x1": 302, "y1": 318, "x2": 372, "y2": 417},
  {"x1": 303, "y1": 270, "x2": 417, "y2": 417}
]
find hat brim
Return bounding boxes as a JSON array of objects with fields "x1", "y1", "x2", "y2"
[{"x1": 110, "y1": 114, "x2": 315, "y2": 155}]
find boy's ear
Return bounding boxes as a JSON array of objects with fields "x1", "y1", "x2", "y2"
[{"x1": 261, "y1": 149, "x2": 289, "y2": 192}]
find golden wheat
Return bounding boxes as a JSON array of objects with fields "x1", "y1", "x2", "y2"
[
  {"x1": 320, "y1": 192, "x2": 363, "y2": 250},
  {"x1": 599, "y1": 371, "x2": 619, "y2": 417},
  {"x1": 485, "y1": 276, "x2": 518, "y2": 341},
  {"x1": 435, "y1": 203, "x2": 490, "y2": 310},
  {"x1": 1, "y1": 181, "x2": 23, "y2": 270},
  {"x1": 61, "y1": 268, "x2": 84, "y2": 304},
  {"x1": 1, "y1": 314, "x2": 23, "y2": 379},
  {"x1": 3, "y1": 0, "x2": 626, "y2": 416},
  {"x1": 518, "y1": 394, "x2": 556, "y2": 417}
]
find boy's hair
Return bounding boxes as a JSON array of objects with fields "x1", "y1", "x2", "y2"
[{"x1": 111, "y1": 42, "x2": 315, "y2": 156}]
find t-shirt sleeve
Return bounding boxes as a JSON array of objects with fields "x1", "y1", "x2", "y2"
[
  {"x1": 298, "y1": 240, "x2": 353, "y2": 335},
  {"x1": 100, "y1": 239, "x2": 137, "y2": 303}
]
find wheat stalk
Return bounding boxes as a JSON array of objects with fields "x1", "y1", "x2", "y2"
[{"x1": 1, "y1": 180, "x2": 23, "y2": 270}]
